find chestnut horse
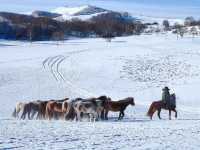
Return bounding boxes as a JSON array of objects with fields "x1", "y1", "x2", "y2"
[
  {"x1": 147, "y1": 94, "x2": 177, "y2": 120},
  {"x1": 36, "y1": 100, "x2": 49, "y2": 119},
  {"x1": 45, "y1": 98, "x2": 69, "y2": 120},
  {"x1": 104, "y1": 97, "x2": 135, "y2": 120}
]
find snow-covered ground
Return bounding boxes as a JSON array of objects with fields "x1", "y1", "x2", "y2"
[{"x1": 0, "y1": 33, "x2": 200, "y2": 149}]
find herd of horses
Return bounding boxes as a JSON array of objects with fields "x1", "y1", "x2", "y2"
[{"x1": 12, "y1": 94, "x2": 177, "y2": 121}]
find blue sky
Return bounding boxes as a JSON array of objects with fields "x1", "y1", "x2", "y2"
[{"x1": 1, "y1": 0, "x2": 200, "y2": 18}]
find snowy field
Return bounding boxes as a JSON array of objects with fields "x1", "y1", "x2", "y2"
[{"x1": 0, "y1": 34, "x2": 200, "y2": 149}]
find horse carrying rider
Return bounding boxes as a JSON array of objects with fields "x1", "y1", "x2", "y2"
[{"x1": 162, "y1": 86, "x2": 171, "y2": 108}]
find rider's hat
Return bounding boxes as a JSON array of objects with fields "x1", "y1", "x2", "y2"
[{"x1": 162, "y1": 86, "x2": 170, "y2": 91}]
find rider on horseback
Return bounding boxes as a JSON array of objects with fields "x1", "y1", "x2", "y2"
[{"x1": 162, "y1": 86, "x2": 171, "y2": 108}]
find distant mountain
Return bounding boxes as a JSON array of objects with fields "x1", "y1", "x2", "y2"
[
  {"x1": 52, "y1": 5, "x2": 107, "y2": 16},
  {"x1": 51, "y1": 5, "x2": 109, "y2": 21},
  {"x1": 74, "y1": 5, "x2": 107, "y2": 16}
]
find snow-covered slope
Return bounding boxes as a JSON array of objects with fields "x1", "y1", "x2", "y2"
[
  {"x1": 52, "y1": 5, "x2": 88, "y2": 16},
  {"x1": 51, "y1": 5, "x2": 108, "y2": 21},
  {"x1": 0, "y1": 33, "x2": 200, "y2": 149},
  {"x1": 52, "y1": 5, "x2": 107, "y2": 16}
]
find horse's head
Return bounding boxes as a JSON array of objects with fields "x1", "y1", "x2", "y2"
[
  {"x1": 128, "y1": 97, "x2": 135, "y2": 106},
  {"x1": 106, "y1": 97, "x2": 112, "y2": 101},
  {"x1": 98, "y1": 95, "x2": 108, "y2": 101}
]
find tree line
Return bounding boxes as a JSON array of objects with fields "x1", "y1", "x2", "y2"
[{"x1": 0, "y1": 12, "x2": 146, "y2": 41}]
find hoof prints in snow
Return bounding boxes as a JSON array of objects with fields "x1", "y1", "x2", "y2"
[
  {"x1": 121, "y1": 55, "x2": 200, "y2": 87},
  {"x1": 1, "y1": 120, "x2": 200, "y2": 150}
]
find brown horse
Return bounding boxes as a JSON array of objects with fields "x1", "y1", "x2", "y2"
[
  {"x1": 63, "y1": 100, "x2": 76, "y2": 120},
  {"x1": 147, "y1": 94, "x2": 177, "y2": 120},
  {"x1": 39, "y1": 98, "x2": 68, "y2": 120},
  {"x1": 45, "y1": 98, "x2": 69, "y2": 120},
  {"x1": 46, "y1": 101, "x2": 63, "y2": 120},
  {"x1": 36, "y1": 100, "x2": 49, "y2": 119},
  {"x1": 104, "y1": 97, "x2": 135, "y2": 120},
  {"x1": 20, "y1": 101, "x2": 41, "y2": 120}
]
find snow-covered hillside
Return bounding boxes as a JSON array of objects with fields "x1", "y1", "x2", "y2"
[
  {"x1": 52, "y1": 5, "x2": 107, "y2": 16},
  {"x1": 52, "y1": 5, "x2": 108, "y2": 21},
  {"x1": 0, "y1": 33, "x2": 200, "y2": 149}
]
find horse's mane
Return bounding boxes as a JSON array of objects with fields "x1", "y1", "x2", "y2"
[
  {"x1": 117, "y1": 97, "x2": 133, "y2": 103},
  {"x1": 97, "y1": 95, "x2": 108, "y2": 101}
]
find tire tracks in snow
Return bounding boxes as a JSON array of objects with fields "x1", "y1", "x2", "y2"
[
  {"x1": 42, "y1": 49, "x2": 94, "y2": 97},
  {"x1": 43, "y1": 55, "x2": 66, "y2": 81}
]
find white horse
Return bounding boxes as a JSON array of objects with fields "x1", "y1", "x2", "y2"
[
  {"x1": 73, "y1": 99, "x2": 98, "y2": 122},
  {"x1": 12, "y1": 102, "x2": 26, "y2": 118},
  {"x1": 95, "y1": 100, "x2": 106, "y2": 119}
]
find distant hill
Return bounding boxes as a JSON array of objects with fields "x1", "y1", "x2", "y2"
[{"x1": 52, "y1": 5, "x2": 107, "y2": 16}]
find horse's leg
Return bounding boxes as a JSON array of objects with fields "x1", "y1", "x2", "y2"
[
  {"x1": 105, "y1": 110, "x2": 109, "y2": 120},
  {"x1": 157, "y1": 108, "x2": 162, "y2": 119},
  {"x1": 172, "y1": 108, "x2": 178, "y2": 118},
  {"x1": 21, "y1": 111, "x2": 25, "y2": 120},
  {"x1": 21, "y1": 107, "x2": 27, "y2": 120},
  {"x1": 77, "y1": 112, "x2": 81, "y2": 121},
  {"x1": 121, "y1": 110, "x2": 125, "y2": 120},
  {"x1": 118, "y1": 112, "x2": 122, "y2": 120},
  {"x1": 95, "y1": 111, "x2": 98, "y2": 122},
  {"x1": 169, "y1": 109, "x2": 171, "y2": 120},
  {"x1": 15, "y1": 109, "x2": 20, "y2": 119},
  {"x1": 95, "y1": 111, "x2": 99, "y2": 121},
  {"x1": 28, "y1": 110, "x2": 31, "y2": 120},
  {"x1": 31, "y1": 111, "x2": 36, "y2": 119},
  {"x1": 49, "y1": 110, "x2": 53, "y2": 120},
  {"x1": 91, "y1": 113, "x2": 95, "y2": 122},
  {"x1": 36, "y1": 109, "x2": 43, "y2": 120},
  {"x1": 175, "y1": 109, "x2": 177, "y2": 118},
  {"x1": 101, "y1": 109, "x2": 105, "y2": 120},
  {"x1": 36, "y1": 111, "x2": 41, "y2": 120}
]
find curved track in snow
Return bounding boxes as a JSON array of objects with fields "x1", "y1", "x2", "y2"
[
  {"x1": 43, "y1": 55, "x2": 66, "y2": 82},
  {"x1": 42, "y1": 49, "x2": 95, "y2": 97}
]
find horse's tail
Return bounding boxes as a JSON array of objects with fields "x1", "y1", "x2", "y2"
[
  {"x1": 12, "y1": 102, "x2": 21, "y2": 118},
  {"x1": 12, "y1": 108, "x2": 17, "y2": 118},
  {"x1": 147, "y1": 102, "x2": 155, "y2": 117}
]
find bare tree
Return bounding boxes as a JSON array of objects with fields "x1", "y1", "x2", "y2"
[
  {"x1": 163, "y1": 20, "x2": 170, "y2": 31},
  {"x1": 52, "y1": 31, "x2": 64, "y2": 45},
  {"x1": 184, "y1": 16, "x2": 195, "y2": 26},
  {"x1": 174, "y1": 23, "x2": 185, "y2": 39},
  {"x1": 190, "y1": 26, "x2": 198, "y2": 38},
  {"x1": 27, "y1": 22, "x2": 33, "y2": 42}
]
